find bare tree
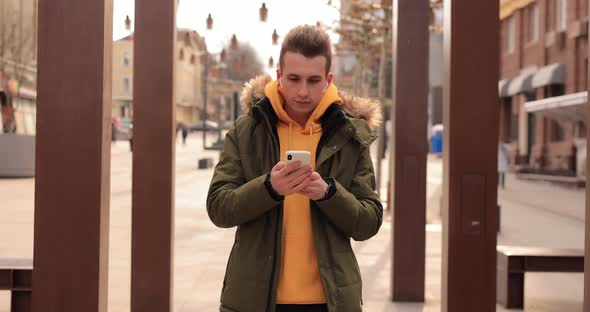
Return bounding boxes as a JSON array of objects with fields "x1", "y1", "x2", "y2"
[
  {"x1": 221, "y1": 42, "x2": 265, "y2": 82},
  {"x1": 332, "y1": 0, "x2": 392, "y2": 97},
  {"x1": 0, "y1": 0, "x2": 36, "y2": 84}
]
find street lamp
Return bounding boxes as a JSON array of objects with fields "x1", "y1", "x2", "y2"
[
  {"x1": 272, "y1": 29, "x2": 279, "y2": 45},
  {"x1": 230, "y1": 34, "x2": 238, "y2": 50},
  {"x1": 206, "y1": 14, "x2": 213, "y2": 30},
  {"x1": 259, "y1": 3, "x2": 268, "y2": 22},
  {"x1": 125, "y1": 15, "x2": 131, "y2": 30}
]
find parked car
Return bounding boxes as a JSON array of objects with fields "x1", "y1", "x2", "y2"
[
  {"x1": 186, "y1": 120, "x2": 219, "y2": 133},
  {"x1": 112, "y1": 116, "x2": 133, "y2": 141}
]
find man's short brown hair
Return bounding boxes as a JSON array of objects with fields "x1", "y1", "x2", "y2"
[{"x1": 279, "y1": 25, "x2": 333, "y2": 75}]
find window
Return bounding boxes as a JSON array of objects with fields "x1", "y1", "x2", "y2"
[
  {"x1": 551, "y1": 120, "x2": 565, "y2": 142},
  {"x1": 123, "y1": 78, "x2": 130, "y2": 92},
  {"x1": 509, "y1": 101, "x2": 518, "y2": 142},
  {"x1": 576, "y1": 121, "x2": 587, "y2": 138},
  {"x1": 123, "y1": 52, "x2": 130, "y2": 66},
  {"x1": 529, "y1": 5, "x2": 538, "y2": 42},
  {"x1": 556, "y1": 0, "x2": 567, "y2": 31},
  {"x1": 507, "y1": 16, "x2": 515, "y2": 53}
]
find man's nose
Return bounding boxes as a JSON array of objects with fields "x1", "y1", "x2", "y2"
[{"x1": 297, "y1": 82, "x2": 310, "y2": 97}]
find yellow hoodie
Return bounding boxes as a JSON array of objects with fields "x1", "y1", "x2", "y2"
[{"x1": 264, "y1": 80, "x2": 342, "y2": 304}]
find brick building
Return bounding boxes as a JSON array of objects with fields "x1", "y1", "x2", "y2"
[{"x1": 499, "y1": 0, "x2": 588, "y2": 178}]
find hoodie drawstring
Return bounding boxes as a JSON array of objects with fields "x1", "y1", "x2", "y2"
[
  {"x1": 287, "y1": 122, "x2": 313, "y2": 155},
  {"x1": 309, "y1": 125, "x2": 312, "y2": 153}
]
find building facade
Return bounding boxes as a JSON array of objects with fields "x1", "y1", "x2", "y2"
[
  {"x1": 0, "y1": 0, "x2": 38, "y2": 135},
  {"x1": 499, "y1": 0, "x2": 588, "y2": 177},
  {"x1": 112, "y1": 29, "x2": 206, "y2": 126}
]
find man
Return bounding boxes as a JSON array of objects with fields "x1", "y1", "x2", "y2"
[
  {"x1": 1, "y1": 91, "x2": 16, "y2": 133},
  {"x1": 207, "y1": 25, "x2": 383, "y2": 312}
]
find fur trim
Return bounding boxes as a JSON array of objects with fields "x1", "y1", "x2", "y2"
[{"x1": 240, "y1": 75, "x2": 383, "y2": 129}]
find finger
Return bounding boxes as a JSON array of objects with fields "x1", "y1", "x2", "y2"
[
  {"x1": 292, "y1": 179, "x2": 312, "y2": 193},
  {"x1": 272, "y1": 162, "x2": 286, "y2": 172},
  {"x1": 288, "y1": 173, "x2": 311, "y2": 190},
  {"x1": 281, "y1": 161, "x2": 302, "y2": 175},
  {"x1": 309, "y1": 172, "x2": 322, "y2": 180},
  {"x1": 289, "y1": 165, "x2": 313, "y2": 177}
]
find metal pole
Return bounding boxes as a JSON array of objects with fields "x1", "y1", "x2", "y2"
[
  {"x1": 202, "y1": 50, "x2": 208, "y2": 150},
  {"x1": 375, "y1": 4, "x2": 390, "y2": 195},
  {"x1": 390, "y1": 0, "x2": 429, "y2": 301},
  {"x1": 441, "y1": 0, "x2": 499, "y2": 310},
  {"x1": 131, "y1": 0, "x2": 176, "y2": 310},
  {"x1": 583, "y1": 2, "x2": 590, "y2": 311},
  {"x1": 32, "y1": 0, "x2": 112, "y2": 310}
]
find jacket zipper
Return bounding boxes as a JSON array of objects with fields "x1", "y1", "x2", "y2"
[{"x1": 259, "y1": 107, "x2": 281, "y2": 312}]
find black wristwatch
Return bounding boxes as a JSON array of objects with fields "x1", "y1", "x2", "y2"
[
  {"x1": 264, "y1": 173, "x2": 284, "y2": 201},
  {"x1": 320, "y1": 178, "x2": 336, "y2": 201}
]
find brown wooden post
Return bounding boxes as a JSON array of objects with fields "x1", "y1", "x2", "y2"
[
  {"x1": 130, "y1": 0, "x2": 176, "y2": 311},
  {"x1": 390, "y1": 0, "x2": 429, "y2": 301},
  {"x1": 32, "y1": 0, "x2": 113, "y2": 311},
  {"x1": 441, "y1": 0, "x2": 499, "y2": 311},
  {"x1": 584, "y1": 1, "x2": 590, "y2": 311}
]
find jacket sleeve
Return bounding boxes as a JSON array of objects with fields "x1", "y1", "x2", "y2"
[
  {"x1": 206, "y1": 124, "x2": 281, "y2": 228},
  {"x1": 315, "y1": 146, "x2": 383, "y2": 241}
]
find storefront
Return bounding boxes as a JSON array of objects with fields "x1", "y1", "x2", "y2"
[{"x1": 524, "y1": 91, "x2": 587, "y2": 177}]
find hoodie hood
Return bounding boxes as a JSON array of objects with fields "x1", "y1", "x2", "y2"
[
  {"x1": 240, "y1": 75, "x2": 383, "y2": 129},
  {"x1": 263, "y1": 79, "x2": 342, "y2": 134}
]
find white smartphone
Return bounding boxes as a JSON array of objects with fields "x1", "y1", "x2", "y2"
[{"x1": 285, "y1": 150, "x2": 311, "y2": 167}]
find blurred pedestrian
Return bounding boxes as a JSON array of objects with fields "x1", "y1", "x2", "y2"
[
  {"x1": 498, "y1": 142, "x2": 509, "y2": 189},
  {"x1": 207, "y1": 25, "x2": 383, "y2": 312},
  {"x1": 181, "y1": 126, "x2": 188, "y2": 145},
  {"x1": 1, "y1": 91, "x2": 16, "y2": 133}
]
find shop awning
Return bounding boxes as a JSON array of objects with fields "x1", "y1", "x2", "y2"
[
  {"x1": 531, "y1": 63, "x2": 565, "y2": 88},
  {"x1": 498, "y1": 79, "x2": 511, "y2": 98},
  {"x1": 524, "y1": 92, "x2": 587, "y2": 122},
  {"x1": 506, "y1": 70, "x2": 535, "y2": 96}
]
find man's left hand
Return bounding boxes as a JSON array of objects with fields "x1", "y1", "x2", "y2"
[{"x1": 299, "y1": 172, "x2": 328, "y2": 201}]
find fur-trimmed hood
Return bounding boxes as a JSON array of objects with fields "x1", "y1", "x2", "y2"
[{"x1": 240, "y1": 75, "x2": 383, "y2": 129}]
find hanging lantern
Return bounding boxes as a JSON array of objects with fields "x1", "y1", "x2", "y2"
[
  {"x1": 272, "y1": 29, "x2": 279, "y2": 45},
  {"x1": 219, "y1": 49, "x2": 226, "y2": 63},
  {"x1": 125, "y1": 15, "x2": 131, "y2": 31},
  {"x1": 206, "y1": 14, "x2": 213, "y2": 30},
  {"x1": 230, "y1": 34, "x2": 238, "y2": 50},
  {"x1": 259, "y1": 3, "x2": 268, "y2": 22},
  {"x1": 268, "y1": 56, "x2": 274, "y2": 68}
]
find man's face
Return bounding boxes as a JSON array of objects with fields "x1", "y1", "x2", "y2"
[{"x1": 278, "y1": 52, "x2": 333, "y2": 116}]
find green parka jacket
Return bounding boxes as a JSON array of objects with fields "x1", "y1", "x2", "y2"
[{"x1": 207, "y1": 75, "x2": 383, "y2": 312}]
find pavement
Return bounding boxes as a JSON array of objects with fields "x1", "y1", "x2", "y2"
[{"x1": 0, "y1": 132, "x2": 585, "y2": 311}]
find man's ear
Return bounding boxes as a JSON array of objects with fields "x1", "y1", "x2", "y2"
[
  {"x1": 326, "y1": 72, "x2": 334, "y2": 85},
  {"x1": 276, "y1": 69, "x2": 282, "y2": 88},
  {"x1": 323, "y1": 72, "x2": 334, "y2": 93}
]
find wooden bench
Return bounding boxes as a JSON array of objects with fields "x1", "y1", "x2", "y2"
[
  {"x1": 0, "y1": 259, "x2": 33, "y2": 312},
  {"x1": 496, "y1": 245, "x2": 584, "y2": 309}
]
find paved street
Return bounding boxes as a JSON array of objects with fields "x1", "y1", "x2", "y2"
[{"x1": 0, "y1": 133, "x2": 585, "y2": 311}]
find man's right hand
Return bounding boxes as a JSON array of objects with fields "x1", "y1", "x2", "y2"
[{"x1": 270, "y1": 161, "x2": 313, "y2": 196}]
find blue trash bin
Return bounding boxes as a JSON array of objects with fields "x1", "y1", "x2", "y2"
[{"x1": 431, "y1": 125, "x2": 443, "y2": 154}]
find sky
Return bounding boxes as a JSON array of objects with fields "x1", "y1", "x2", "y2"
[{"x1": 113, "y1": 0, "x2": 342, "y2": 76}]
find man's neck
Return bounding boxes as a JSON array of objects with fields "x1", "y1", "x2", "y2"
[{"x1": 284, "y1": 105, "x2": 311, "y2": 128}]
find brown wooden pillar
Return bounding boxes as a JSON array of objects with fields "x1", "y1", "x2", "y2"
[
  {"x1": 32, "y1": 0, "x2": 113, "y2": 311},
  {"x1": 441, "y1": 0, "x2": 499, "y2": 311},
  {"x1": 131, "y1": 0, "x2": 176, "y2": 311},
  {"x1": 584, "y1": 2, "x2": 590, "y2": 311},
  {"x1": 390, "y1": 0, "x2": 429, "y2": 301}
]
